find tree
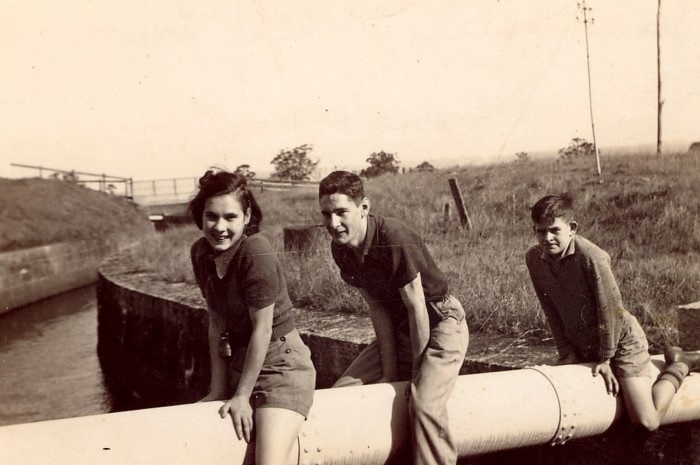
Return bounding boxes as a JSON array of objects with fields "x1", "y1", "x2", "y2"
[
  {"x1": 415, "y1": 161, "x2": 436, "y2": 172},
  {"x1": 270, "y1": 144, "x2": 318, "y2": 181},
  {"x1": 234, "y1": 164, "x2": 256, "y2": 179},
  {"x1": 514, "y1": 152, "x2": 529, "y2": 164},
  {"x1": 360, "y1": 151, "x2": 400, "y2": 178},
  {"x1": 558, "y1": 138, "x2": 595, "y2": 160}
]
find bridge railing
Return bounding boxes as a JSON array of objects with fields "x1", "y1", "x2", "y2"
[
  {"x1": 10, "y1": 163, "x2": 133, "y2": 198},
  {"x1": 132, "y1": 177, "x2": 318, "y2": 206}
]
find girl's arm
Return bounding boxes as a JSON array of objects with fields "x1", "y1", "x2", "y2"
[
  {"x1": 201, "y1": 310, "x2": 228, "y2": 401},
  {"x1": 219, "y1": 303, "x2": 273, "y2": 443},
  {"x1": 399, "y1": 273, "x2": 430, "y2": 377},
  {"x1": 358, "y1": 288, "x2": 399, "y2": 382}
]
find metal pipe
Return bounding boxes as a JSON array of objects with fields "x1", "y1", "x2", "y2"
[{"x1": 1, "y1": 356, "x2": 698, "y2": 465}]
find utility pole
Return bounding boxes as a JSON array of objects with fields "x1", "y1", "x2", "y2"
[
  {"x1": 656, "y1": 0, "x2": 664, "y2": 156},
  {"x1": 580, "y1": 0, "x2": 602, "y2": 176}
]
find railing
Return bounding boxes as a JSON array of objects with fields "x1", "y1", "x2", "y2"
[
  {"x1": 10, "y1": 163, "x2": 133, "y2": 198},
  {"x1": 132, "y1": 177, "x2": 318, "y2": 206},
  {"x1": 9, "y1": 163, "x2": 318, "y2": 207}
]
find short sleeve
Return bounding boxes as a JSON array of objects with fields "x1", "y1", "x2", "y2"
[
  {"x1": 238, "y1": 235, "x2": 280, "y2": 310},
  {"x1": 382, "y1": 223, "x2": 424, "y2": 288}
]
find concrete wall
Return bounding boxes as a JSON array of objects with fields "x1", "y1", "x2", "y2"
[
  {"x1": 0, "y1": 232, "x2": 150, "y2": 314},
  {"x1": 96, "y1": 255, "x2": 378, "y2": 407},
  {"x1": 96, "y1": 252, "x2": 564, "y2": 408}
]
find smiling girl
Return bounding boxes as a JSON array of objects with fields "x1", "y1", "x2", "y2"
[{"x1": 189, "y1": 169, "x2": 315, "y2": 464}]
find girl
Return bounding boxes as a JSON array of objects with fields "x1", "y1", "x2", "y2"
[{"x1": 189, "y1": 169, "x2": 315, "y2": 464}]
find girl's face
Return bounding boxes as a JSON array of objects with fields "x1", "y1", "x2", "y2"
[{"x1": 202, "y1": 193, "x2": 250, "y2": 253}]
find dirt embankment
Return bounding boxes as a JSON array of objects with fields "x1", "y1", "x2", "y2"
[{"x1": 0, "y1": 177, "x2": 153, "y2": 252}]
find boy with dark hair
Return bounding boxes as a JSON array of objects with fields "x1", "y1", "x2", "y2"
[
  {"x1": 318, "y1": 170, "x2": 469, "y2": 465},
  {"x1": 526, "y1": 193, "x2": 700, "y2": 432}
]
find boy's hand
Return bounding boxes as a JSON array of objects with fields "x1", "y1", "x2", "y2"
[
  {"x1": 592, "y1": 361, "x2": 618, "y2": 396},
  {"x1": 219, "y1": 395, "x2": 254, "y2": 442}
]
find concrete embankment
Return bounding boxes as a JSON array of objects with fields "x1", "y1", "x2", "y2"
[
  {"x1": 0, "y1": 177, "x2": 155, "y2": 313},
  {"x1": 96, "y1": 250, "x2": 564, "y2": 407},
  {"x1": 0, "y1": 233, "x2": 150, "y2": 314}
]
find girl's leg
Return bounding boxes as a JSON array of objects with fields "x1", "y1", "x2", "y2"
[{"x1": 255, "y1": 407, "x2": 305, "y2": 465}]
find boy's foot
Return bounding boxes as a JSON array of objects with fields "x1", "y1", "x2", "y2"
[{"x1": 664, "y1": 346, "x2": 700, "y2": 372}]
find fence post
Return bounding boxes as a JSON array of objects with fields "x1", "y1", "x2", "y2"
[
  {"x1": 442, "y1": 203, "x2": 450, "y2": 233},
  {"x1": 447, "y1": 178, "x2": 472, "y2": 230}
]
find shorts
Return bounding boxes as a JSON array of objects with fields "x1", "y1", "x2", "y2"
[
  {"x1": 228, "y1": 328, "x2": 316, "y2": 417},
  {"x1": 611, "y1": 313, "x2": 652, "y2": 379}
]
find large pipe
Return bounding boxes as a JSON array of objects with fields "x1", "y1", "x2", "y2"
[{"x1": 1, "y1": 356, "x2": 698, "y2": 465}]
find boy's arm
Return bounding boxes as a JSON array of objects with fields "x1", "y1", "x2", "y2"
[
  {"x1": 358, "y1": 288, "x2": 399, "y2": 382},
  {"x1": 586, "y1": 252, "x2": 624, "y2": 362},
  {"x1": 398, "y1": 273, "x2": 431, "y2": 377}
]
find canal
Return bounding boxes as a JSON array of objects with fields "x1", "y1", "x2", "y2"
[
  {"x1": 1, "y1": 286, "x2": 699, "y2": 464},
  {"x1": 0, "y1": 284, "x2": 113, "y2": 427}
]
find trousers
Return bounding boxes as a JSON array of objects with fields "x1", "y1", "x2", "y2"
[{"x1": 333, "y1": 295, "x2": 470, "y2": 465}]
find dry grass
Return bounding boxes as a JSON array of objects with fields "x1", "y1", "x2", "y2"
[
  {"x1": 0, "y1": 177, "x2": 153, "y2": 252},
  {"x1": 125, "y1": 151, "x2": 700, "y2": 350}
]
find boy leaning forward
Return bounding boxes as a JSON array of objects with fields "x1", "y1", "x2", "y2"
[{"x1": 318, "y1": 170, "x2": 469, "y2": 465}]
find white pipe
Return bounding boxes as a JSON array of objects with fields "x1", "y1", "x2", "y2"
[{"x1": 1, "y1": 356, "x2": 698, "y2": 465}]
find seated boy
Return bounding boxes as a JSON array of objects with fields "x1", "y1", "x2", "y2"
[
  {"x1": 318, "y1": 170, "x2": 469, "y2": 465},
  {"x1": 525, "y1": 193, "x2": 700, "y2": 432}
]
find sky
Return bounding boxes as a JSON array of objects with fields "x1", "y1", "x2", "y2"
[{"x1": 1, "y1": 1, "x2": 699, "y2": 181}]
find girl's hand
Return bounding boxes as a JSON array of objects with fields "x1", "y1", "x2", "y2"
[
  {"x1": 592, "y1": 361, "x2": 619, "y2": 397},
  {"x1": 219, "y1": 395, "x2": 254, "y2": 442}
]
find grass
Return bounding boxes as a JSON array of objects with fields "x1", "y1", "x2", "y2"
[
  {"x1": 122, "y1": 151, "x2": 700, "y2": 350},
  {"x1": 0, "y1": 177, "x2": 154, "y2": 252}
]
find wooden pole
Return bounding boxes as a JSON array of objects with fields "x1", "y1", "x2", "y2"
[{"x1": 448, "y1": 178, "x2": 472, "y2": 230}]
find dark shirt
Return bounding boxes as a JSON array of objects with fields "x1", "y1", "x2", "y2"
[
  {"x1": 525, "y1": 235, "x2": 624, "y2": 362},
  {"x1": 331, "y1": 215, "x2": 449, "y2": 331},
  {"x1": 191, "y1": 234, "x2": 295, "y2": 345}
]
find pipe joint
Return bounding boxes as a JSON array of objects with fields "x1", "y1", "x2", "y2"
[{"x1": 527, "y1": 365, "x2": 580, "y2": 446}]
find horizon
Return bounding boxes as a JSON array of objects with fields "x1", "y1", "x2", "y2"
[{"x1": 2, "y1": 1, "x2": 699, "y2": 181}]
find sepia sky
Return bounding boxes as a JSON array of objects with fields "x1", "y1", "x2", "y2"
[{"x1": 1, "y1": 0, "x2": 698, "y2": 180}]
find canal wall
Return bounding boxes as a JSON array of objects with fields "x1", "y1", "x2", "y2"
[
  {"x1": 0, "y1": 231, "x2": 153, "y2": 314},
  {"x1": 96, "y1": 251, "x2": 566, "y2": 407},
  {"x1": 96, "y1": 251, "x2": 700, "y2": 408}
]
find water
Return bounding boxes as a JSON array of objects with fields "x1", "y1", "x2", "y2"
[
  {"x1": 0, "y1": 284, "x2": 113, "y2": 426},
  {"x1": 1, "y1": 286, "x2": 699, "y2": 464}
]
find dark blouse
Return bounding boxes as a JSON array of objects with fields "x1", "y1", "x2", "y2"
[{"x1": 191, "y1": 234, "x2": 295, "y2": 346}]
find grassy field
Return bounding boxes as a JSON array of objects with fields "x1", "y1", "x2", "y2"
[
  {"x1": 0, "y1": 177, "x2": 154, "y2": 252},
  {"x1": 123, "y1": 151, "x2": 700, "y2": 350}
]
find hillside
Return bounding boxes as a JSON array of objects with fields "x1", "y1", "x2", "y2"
[
  {"x1": 120, "y1": 151, "x2": 700, "y2": 347},
  {"x1": 0, "y1": 177, "x2": 154, "y2": 252}
]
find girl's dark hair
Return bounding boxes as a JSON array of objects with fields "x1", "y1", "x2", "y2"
[
  {"x1": 530, "y1": 193, "x2": 574, "y2": 224},
  {"x1": 318, "y1": 170, "x2": 365, "y2": 202},
  {"x1": 188, "y1": 169, "x2": 262, "y2": 234}
]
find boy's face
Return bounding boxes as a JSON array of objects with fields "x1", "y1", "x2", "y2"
[
  {"x1": 319, "y1": 193, "x2": 369, "y2": 249},
  {"x1": 533, "y1": 216, "x2": 577, "y2": 257}
]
